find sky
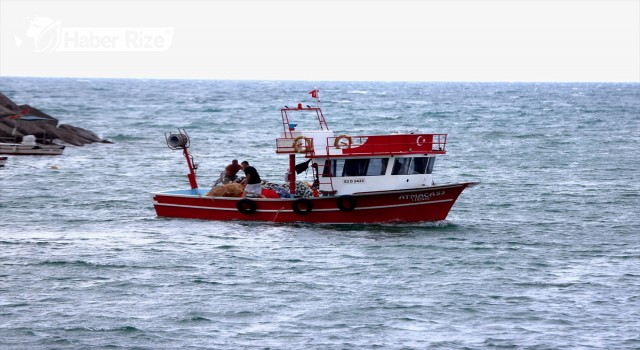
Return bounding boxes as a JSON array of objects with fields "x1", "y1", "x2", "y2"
[{"x1": 0, "y1": 0, "x2": 639, "y2": 82}]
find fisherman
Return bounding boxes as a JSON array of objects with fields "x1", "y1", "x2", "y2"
[
  {"x1": 221, "y1": 159, "x2": 242, "y2": 184},
  {"x1": 240, "y1": 160, "x2": 264, "y2": 198}
]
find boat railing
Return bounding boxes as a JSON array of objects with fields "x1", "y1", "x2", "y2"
[
  {"x1": 280, "y1": 106, "x2": 329, "y2": 139},
  {"x1": 326, "y1": 133, "x2": 447, "y2": 156},
  {"x1": 276, "y1": 133, "x2": 447, "y2": 156},
  {"x1": 0, "y1": 135, "x2": 57, "y2": 145},
  {"x1": 275, "y1": 137, "x2": 316, "y2": 155}
]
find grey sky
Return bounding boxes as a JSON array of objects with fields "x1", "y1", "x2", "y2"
[{"x1": 1, "y1": 0, "x2": 638, "y2": 82}]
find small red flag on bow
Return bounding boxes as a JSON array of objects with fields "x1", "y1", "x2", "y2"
[{"x1": 308, "y1": 89, "x2": 319, "y2": 99}]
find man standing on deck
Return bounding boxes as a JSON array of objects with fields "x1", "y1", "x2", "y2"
[
  {"x1": 222, "y1": 159, "x2": 242, "y2": 183},
  {"x1": 240, "y1": 160, "x2": 264, "y2": 198}
]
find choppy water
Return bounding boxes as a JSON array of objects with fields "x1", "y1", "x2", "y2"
[{"x1": 1, "y1": 78, "x2": 639, "y2": 349}]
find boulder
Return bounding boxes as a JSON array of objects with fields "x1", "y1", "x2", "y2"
[
  {"x1": 0, "y1": 122, "x2": 22, "y2": 139},
  {"x1": 0, "y1": 93, "x2": 20, "y2": 112},
  {"x1": 0, "y1": 91, "x2": 111, "y2": 145},
  {"x1": 0, "y1": 105, "x2": 15, "y2": 116}
]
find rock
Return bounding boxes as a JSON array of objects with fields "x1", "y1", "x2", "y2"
[
  {"x1": 0, "y1": 121, "x2": 21, "y2": 138},
  {"x1": 0, "y1": 93, "x2": 20, "y2": 111},
  {"x1": 0, "y1": 105, "x2": 15, "y2": 116},
  {"x1": 0, "y1": 91, "x2": 111, "y2": 145}
]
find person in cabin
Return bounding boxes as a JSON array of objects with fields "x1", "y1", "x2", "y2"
[
  {"x1": 222, "y1": 159, "x2": 243, "y2": 184},
  {"x1": 240, "y1": 160, "x2": 264, "y2": 198}
]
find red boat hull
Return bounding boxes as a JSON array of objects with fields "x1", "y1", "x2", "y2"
[{"x1": 152, "y1": 182, "x2": 474, "y2": 223}]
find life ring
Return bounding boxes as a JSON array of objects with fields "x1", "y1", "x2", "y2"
[
  {"x1": 236, "y1": 198, "x2": 257, "y2": 214},
  {"x1": 292, "y1": 198, "x2": 313, "y2": 215},
  {"x1": 292, "y1": 136, "x2": 312, "y2": 153},
  {"x1": 334, "y1": 134, "x2": 352, "y2": 149},
  {"x1": 336, "y1": 195, "x2": 356, "y2": 212}
]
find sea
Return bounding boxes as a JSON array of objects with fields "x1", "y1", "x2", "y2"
[{"x1": 0, "y1": 77, "x2": 638, "y2": 349}]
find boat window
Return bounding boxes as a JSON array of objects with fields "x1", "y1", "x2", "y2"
[
  {"x1": 322, "y1": 159, "x2": 334, "y2": 177},
  {"x1": 366, "y1": 158, "x2": 389, "y2": 176},
  {"x1": 426, "y1": 157, "x2": 435, "y2": 174},
  {"x1": 335, "y1": 159, "x2": 345, "y2": 177},
  {"x1": 322, "y1": 159, "x2": 345, "y2": 177},
  {"x1": 392, "y1": 157, "x2": 411, "y2": 175},
  {"x1": 322, "y1": 158, "x2": 389, "y2": 177},
  {"x1": 411, "y1": 157, "x2": 429, "y2": 174},
  {"x1": 343, "y1": 159, "x2": 368, "y2": 176},
  {"x1": 392, "y1": 157, "x2": 435, "y2": 175}
]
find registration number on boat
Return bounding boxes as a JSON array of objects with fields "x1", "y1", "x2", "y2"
[{"x1": 342, "y1": 178, "x2": 365, "y2": 184}]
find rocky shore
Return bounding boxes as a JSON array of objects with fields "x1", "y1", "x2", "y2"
[{"x1": 0, "y1": 92, "x2": 111, "y2": 146}]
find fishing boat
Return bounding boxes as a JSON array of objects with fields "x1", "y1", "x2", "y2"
[
  {"x1": 152, "y1": 91, "x2": 475, "y2": 223},
  {"x1": 0, "y1": 135, "x2": 65, "y2": 156}
]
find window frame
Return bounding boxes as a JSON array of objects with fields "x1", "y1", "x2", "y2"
[{"x1": 321, "y1": 158, "x2": 390, "y2": 177}]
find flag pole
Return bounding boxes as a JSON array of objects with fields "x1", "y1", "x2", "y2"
[{"x1": 309, "y1": 89, "x2": 320, "y2": 108}]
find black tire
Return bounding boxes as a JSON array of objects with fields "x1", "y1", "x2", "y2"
[
  {"x1": 336, "y1": 195, "x2": 356, "y2": 212},
  {"x1": 236, "y1": 198, "x2": 257, "y2": 214},
  {"x1": 292, "y1": 198, "x2": 313, "y2": 215}
]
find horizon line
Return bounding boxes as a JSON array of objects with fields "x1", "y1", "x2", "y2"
[{"x1": 1, "y1": 74, "x2": 639, "y2": 84}]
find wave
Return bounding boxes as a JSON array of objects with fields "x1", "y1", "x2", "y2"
[
  {"x1": 201, "y1": 107, "x2": 223, "y2": 113},
  {"x1": 69, "y1": 325, "x2": 142, "y2": 333},
  {"x1": 37, "y1": 260, "x2": 133, "y2": 269},
  {"x1": 179, "y1": 315, "x2": 212, "y2": 323},
  {"x1": 105, "y1": 134, "x2": 146, "y2": 141}
]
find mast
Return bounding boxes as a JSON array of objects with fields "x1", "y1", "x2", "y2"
[
  {"x1": 289, "y1": 154, "x2": 296, "y2": 197},
  {"x1": 166, "y1": 129, "x2": 198, "y2": 190},
  {"x1": 183, "y1": 147, "x2": 198, "y2": 190}
]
